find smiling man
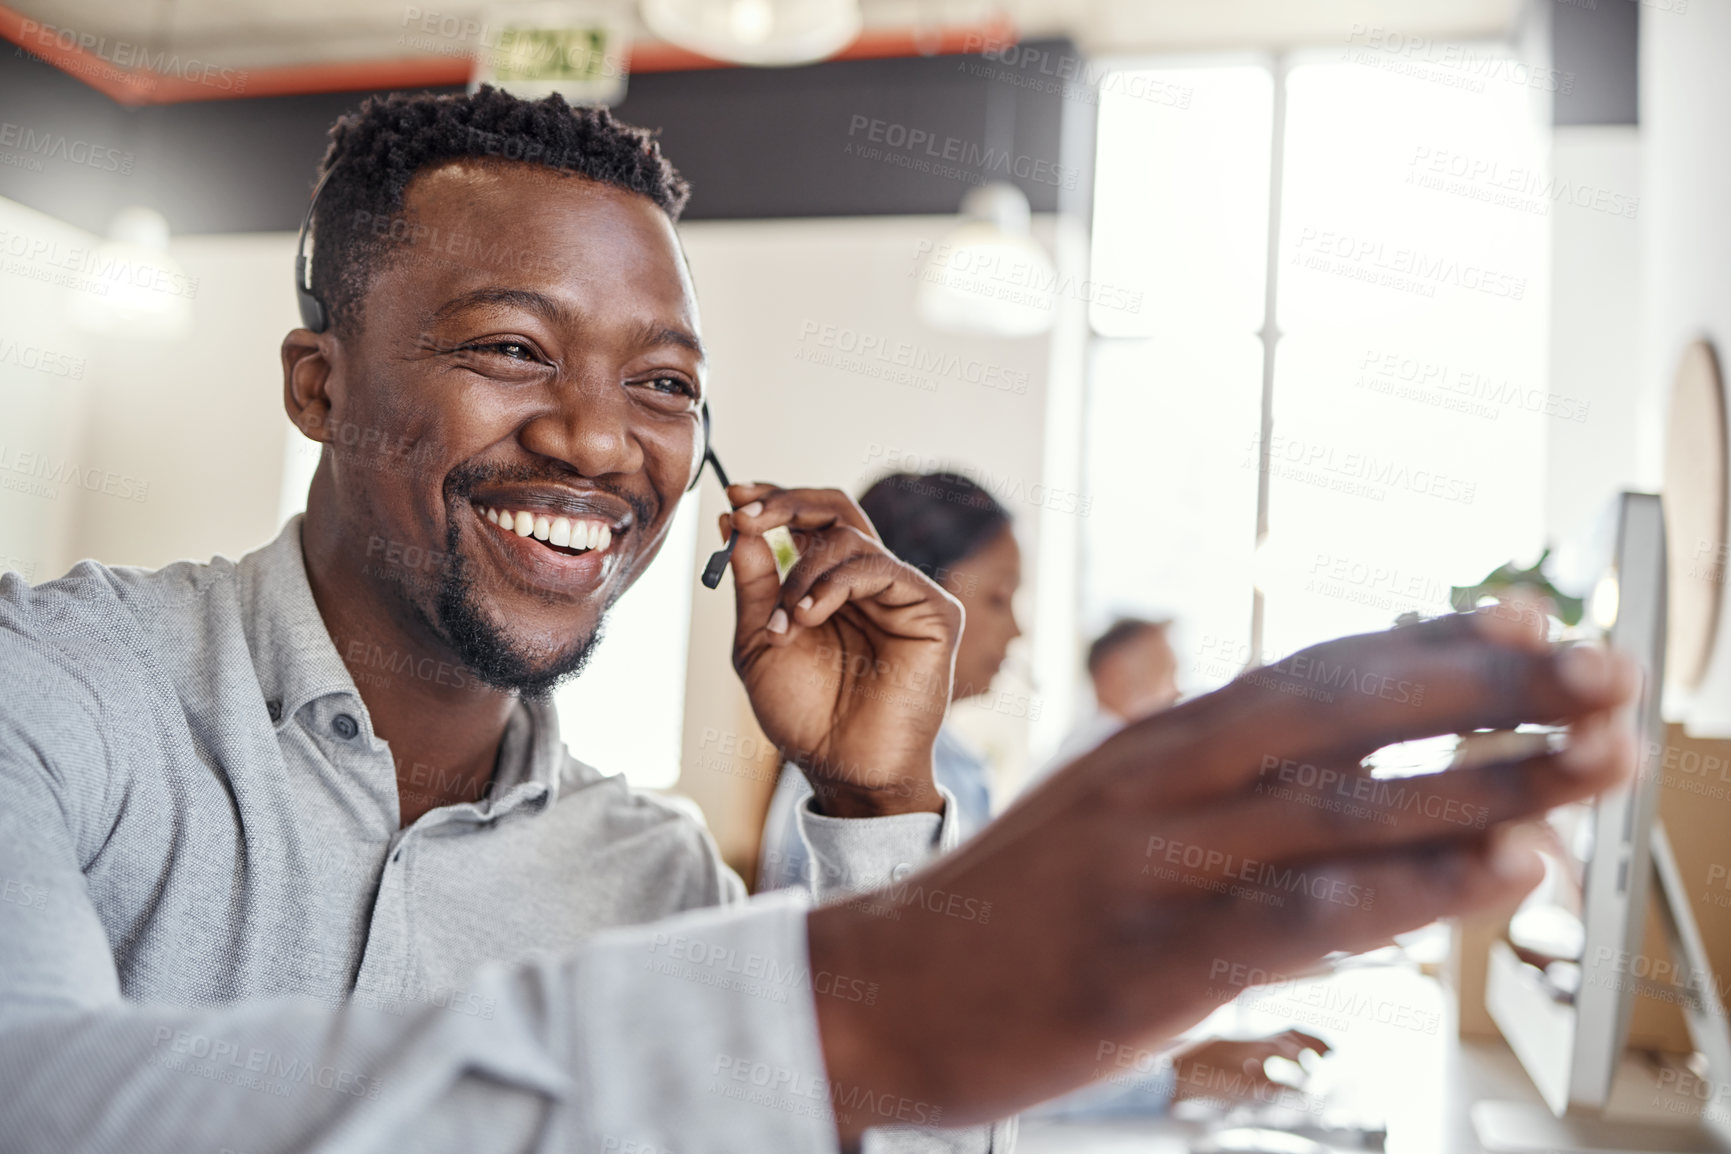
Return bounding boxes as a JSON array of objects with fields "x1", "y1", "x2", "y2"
[{"x1": 0, "y1": 89, "x2": 1642, "y2": 1154}]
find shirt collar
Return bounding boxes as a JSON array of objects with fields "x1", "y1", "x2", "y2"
[
  {"x1": 234, "y1": 514, "x2": 568, "y2": 801},
  {"x1": 495, "y1": 694, "x2": 569, "y2": 800},
  {"x1": 236, "y1": 514, "x2": 361, "y2": 728}
]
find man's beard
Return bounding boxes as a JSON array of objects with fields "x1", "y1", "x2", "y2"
[{"x1": 422, "y1": 549, "x2": 604, "y2": 701}]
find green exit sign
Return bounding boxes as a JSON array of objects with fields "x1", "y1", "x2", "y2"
[{"x1": 471, "y1": 2, "x2": 630, "y2": 105}]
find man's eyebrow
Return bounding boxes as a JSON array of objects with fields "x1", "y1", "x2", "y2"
[
  {"x1": 428, "y1": 290, "x2": 705, "y2": 360},
  {"x1": 634, "y1": 321, "x2": 706, "y2": 362},
  {"x1": 429, "y1": 287, "x2": 574, "y2": 327}
]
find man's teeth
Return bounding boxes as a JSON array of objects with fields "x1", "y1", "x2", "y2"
[{"x1": 478, "y1": 506, "x2": 612, "y2": 552}]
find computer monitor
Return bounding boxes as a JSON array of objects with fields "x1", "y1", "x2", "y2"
[{"x1": 1473, "y1": 492, "x2": 1731, "y2": 1152}]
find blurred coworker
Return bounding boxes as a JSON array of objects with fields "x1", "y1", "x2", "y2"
[
  {"x1": 758, "y1": 471, "x2": 1021, "y2": 891},
  {"x1": 1036, "y1": 617, "x2": 1180, "y2": 782}
]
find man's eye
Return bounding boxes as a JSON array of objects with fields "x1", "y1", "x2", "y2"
[
  {"x1": 477, "y1": 342, "x2": 535, "y2": 361},
  {"x1": 647, "y1": 376, "x2": 697, "y2": 398},
  {"x1": 452, "y1": 341, "x2": 540, "y2": 364}
]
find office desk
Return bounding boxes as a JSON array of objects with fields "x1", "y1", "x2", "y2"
[{"x1": 1014, "y1": 963, "x2": 1699, "y2": 1154}]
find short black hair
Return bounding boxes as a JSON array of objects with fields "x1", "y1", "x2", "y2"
[
  {"x1": 308, "y1": 85, "x2": 691, "y2": 336},
  {"x1": 1086, "y1": 617, "x2": 1170, "y2": 677},
  {"x1": 857, "y1": 471, "x2": 1013, "y2": 580}
]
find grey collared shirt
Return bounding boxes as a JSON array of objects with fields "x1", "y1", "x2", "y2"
[{"x1": 0, "y1": 517, "x2": 1012, "y2": 1153}]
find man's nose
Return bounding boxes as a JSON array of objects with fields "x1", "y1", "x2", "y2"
[{"x1": 519, "y1": 377, "x2": 644, "y2": 478}]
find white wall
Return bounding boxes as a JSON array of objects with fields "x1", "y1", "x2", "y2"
[
  {"x1": 76, "y1": 232, "x2": 302, "y2": 570},
  {"x1": 1, "y1": 224, "x2": 305, "y2": 581},
  {"x1": 1546, "y1": 126, "x2": 1643, "y2": 549},
  {"x1": 1640, "y1": 0, "x2": 1731, "y2": 734},
  {"x1": 0, "y1": 212, "x2": 293, "y2": 583},
  {"x1": 0, "y1": 199, "x2": 103, "y2": 583}
]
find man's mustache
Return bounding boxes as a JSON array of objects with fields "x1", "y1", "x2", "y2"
[{"x1": 443, "y1": 460, "x2": 656, "y2": 533}]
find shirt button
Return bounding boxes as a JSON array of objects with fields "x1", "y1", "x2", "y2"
[
  {"x1": 332, "y1": 713, "x2": 359, "y2": 740},
  {"x1": 891, "y1": 862, "x2": 914, "y2": 882},
  {"x1": 266, "y1": 699, "x2": 283, "y2": 723}
]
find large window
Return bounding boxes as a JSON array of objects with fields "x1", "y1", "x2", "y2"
[
  {"x1": 1083, "y1": 49, "x2": 1550, "y2": 691},
  {"x1": 1084, "y1": 64, "x2": 1272, "y2": 692}
]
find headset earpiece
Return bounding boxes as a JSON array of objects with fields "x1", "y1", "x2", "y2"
[
  {"x1": 294, "y1": 165, "x2": 337, "y2": 334},
  {"x1": 688, "y1": 402, "x2": 714, "y2": 492},
  {"x1": 295, "y1": 254, "x2": 327, "y2": 332}
]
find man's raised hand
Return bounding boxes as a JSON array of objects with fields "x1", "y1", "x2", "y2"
[{"x1": 720, "y1": 482, "x2": 958, "y2": 818}]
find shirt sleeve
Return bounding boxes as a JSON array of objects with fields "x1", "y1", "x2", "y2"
[{"x1": 794, "y1": 785, "x2": 960, "y2": 903}]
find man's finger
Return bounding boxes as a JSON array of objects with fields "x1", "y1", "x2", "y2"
[
  {"x1": 1241, "y1": 613, "x2": 1640, "y2": 763},
  {"x1": 723, "y1": 497, "x2": 791, "y2": 647},
  {"x1": 1176, "y1": 822, "x2": 1551, "y2": 985},
  {"x1": 727, "y1": 485, "x2": 879, "y2": 541},
  {"x1": 736, "y1": 528, "x2": 905, "y2": 647},
  {"x1": 774, "y1": 527, "x2": 885, "y2": 612},
  {"x1": 1082, "y1": 613, "x2": 1638, "y2": 804},
  {"x1": 723, "y1": 485, "x2": 886, "y2": 647},
  {"x1": 1254, "y1": 1030, "x2": 1331, "y2": 1059},
  {"x1": 791, "y1": 554, "x2": 957, "y2": 642},
  {"x1": 1141, "y1": 715, "x2": 1633, "y2": 882}
]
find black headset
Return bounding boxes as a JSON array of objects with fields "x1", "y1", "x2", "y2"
[{"x1": 294, "y1": 165, "x2": 739, "y2": 587}]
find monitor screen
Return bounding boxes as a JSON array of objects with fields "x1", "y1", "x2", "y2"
[{"x1": 1491, "y1": 492, "x2": 1668, "y2": 1115}]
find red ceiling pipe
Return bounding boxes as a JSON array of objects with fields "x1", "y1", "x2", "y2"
[{"x1": 0, "y1": 2, "x2": 1019, "y2": 106}]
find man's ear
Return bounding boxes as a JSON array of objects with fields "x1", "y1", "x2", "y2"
[{"x1": 283, "y1": 328, "x2": 338, "y2": 444}]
